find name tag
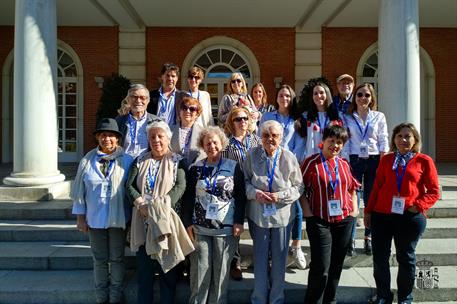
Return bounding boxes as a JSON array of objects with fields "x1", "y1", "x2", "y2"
[
  {"x1": 391, "y1": 196, "x2": 405, "y2": 214},
  {"x1": 205, "y1": 203, "x2": 219, "y2": 220},
  {"x1": 100, "y1": 181, "x2": 111, "y2": 198},
  {"x1": 359, "y1": 140, "x2": 369, "y2": 159},
  {"x1": 328, "y1": 199, "x2": 343, "y2": 216},
  {"x1": 263, "y1": 203, "x2": 277, "y2": 217}
]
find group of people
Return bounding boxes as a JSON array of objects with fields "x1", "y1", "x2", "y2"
[{"x1": 71, "y1": 64, "x2": 440, "y2": 304}]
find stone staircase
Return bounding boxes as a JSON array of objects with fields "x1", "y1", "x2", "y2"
[{"x1": 0, "y1": 178, "x2": 456, "y2": 304}]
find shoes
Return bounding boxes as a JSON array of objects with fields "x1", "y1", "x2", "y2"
[
  {"x1": 289, "y1": 247, "x2": 307, "y2": 269},
  {"x1": 368, "y1": 296, "x2": 392, "y2": 304},
  {"x1": 364, "y1": 239, "x2": 372, "y2": 256},
  {"x1": 347, "y1": 240, "x2": 356, "y2": 257},
  {"x1": 230, "y1": 261, "x2": 243, "y2": 281}
]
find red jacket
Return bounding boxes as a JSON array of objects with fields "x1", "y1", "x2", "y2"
[{"x1": 365, "y1": 152, "x2": 440, "y2": 215}]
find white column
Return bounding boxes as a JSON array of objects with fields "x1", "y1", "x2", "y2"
[
  {"x1": 3, "y1": 0, "x2": 65, "y2": 186},
  {"x1": 378, "y1": 0, "x2": 421, "y2": 133}
]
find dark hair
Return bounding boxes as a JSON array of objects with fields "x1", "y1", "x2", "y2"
[
  {"x1": 390, "y1": 122, "x2": 421, "y2": 153},
  {"x1": 160, "y1": 63, "x2": 180, "y2": 77},
  {"x1": 273, "y1": 84, "x2": 298, "y2": 115},
  {"x1": 307, "y1": 82, "x2": 339, "y2": 122},
  {"x1": 347, "y1": 83, "x2": 378, "y2": 114},
  {"x1": 322, "y1": 125, "x2": 349, "y2": 144}
]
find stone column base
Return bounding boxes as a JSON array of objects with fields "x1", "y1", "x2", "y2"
[{"x1": 3, "y1": 172, "x2": 66, "y2": 187}]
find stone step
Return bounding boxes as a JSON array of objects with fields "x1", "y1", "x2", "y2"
[
  {"x1": 0, "y1": 190, "x2": 455, "y2": 221},
  {"x1": 0, "y1": 242, "x2": 136, "y2": 270},
  {"x1": 1, "y1": 237, "x2": 455, "y2": 271},
  {"x1": 0, "y1": 265, "x2": 454, "y2": 303},
  {"x1": 0, "y1": 200, "x2": 74, "y2": 220},
  {"x1": 0, "y1": 217, "x2": 456, "y2": 242},
  {"x1": 240, "y1": 218, "x2": 457, "y2": 240},
  {"x1": 238, "y1": 238, "x2": 457, "y2": 269}
]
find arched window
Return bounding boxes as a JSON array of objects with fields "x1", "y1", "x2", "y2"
[
  {"x1": 191, "y1": 46, "x2": 253, "y2": 120},
  {"x1": 56, "y1": 44, "x2": 83, "y2": 162}
]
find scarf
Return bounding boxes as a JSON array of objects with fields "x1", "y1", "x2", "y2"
[
  {"x1": 71, "y1": 146, "x2": 127, "y2": 228},
  {"x1": 392, "y1": 151, "x2": 416, "y2": 170}
]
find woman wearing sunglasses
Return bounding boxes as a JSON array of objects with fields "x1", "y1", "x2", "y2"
[
  {"x1": 221, "y1": 107, "x2": 261, "y2": 280},
  {"x1": 344, "y1": 83, "x2": 389, "y2": 256},
  {"x1": 170, "y1": 96, "x2": 206, "y2": 170},
  {"x1": 218, "y1": 72, "x2": 259, "y2": 128},
  {"x1": 187, "y1": 66, "x2": 214, "y2": 127}
]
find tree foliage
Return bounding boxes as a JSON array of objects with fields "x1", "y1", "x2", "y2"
[{"x1": 95, "y1": 73, "x2": 131, "y2": 123}]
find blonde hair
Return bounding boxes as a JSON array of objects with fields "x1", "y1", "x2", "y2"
[{"x1": 226, "y1": 72, "x2": 248, "y2": 95}]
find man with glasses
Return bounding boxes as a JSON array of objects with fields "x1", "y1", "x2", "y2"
[
  {"x1": 116, "y1": 84, "x2": 161, "y2": 158},
  {"x1": 148, "y1": 63, "x2": 186, "y2": 126}
]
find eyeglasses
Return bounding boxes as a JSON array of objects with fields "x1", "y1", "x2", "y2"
[
  {"x1": 356, "y1": 92, "x2": 371, "y2": 98},
  {"x1": 232, "y1": 116, "x2": 249, "y2": 122},
  {"x1": 262, "y1": 133, "x2": 281, "y2": 140},
  {"x1": 129, "y1": 95, "x2": 148, "y2": 101},
  {"x1": 188, "y1": 75, "x2": 201, "y2": 80},
  {"x1": 181, "y1": 105, "x2": 198, "y2": 113},
  {"x1": 231, "y1": 79, "x2": 242, "y2": 84}
]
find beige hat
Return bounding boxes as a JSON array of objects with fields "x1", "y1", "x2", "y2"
[{"x1": 336, "y1": 74, "x2": 354, "y2": 83}]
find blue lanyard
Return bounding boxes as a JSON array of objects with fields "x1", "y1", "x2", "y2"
[
  {"x1": 181, "y1": 128, "x2": 193, "y2": 154},
  {"x1": 147, "y1": 161, "x2": 160, "y2": 192},
  {"x1": 203, "y1": 157, "x2": 223, "y2": 194},
  {"x1": 395, "y1": 162, "x2": 408, "y2": 195},
  {"x1": 266, "y1": 149, "x2": 280, "y2": 192},
  {"x1": 316, "y1": 113, "x2": 328, "y2": 133},
  {"x1": 127, "y1": 113, "x2": 138, "y2": 146},
  {"x1": 159, "y1": 88, "x2": 175, "y2": 116},
  {"x1": 320, "y1": 152, "x2": 339, "y2": 196},
  {"x1": 275, "y1": 113, "x2": 293, "y2": 130},
  {"x1": 352, "y1": 114, "x2": 370, "y2": 141},
  {"x1": 188, "y1": 90, "x2": 200, "y2": 101},
  {"x1": 233, "y1": 135, "x2": 251, "y2": 161},
  {"x1": 97, "y1": 154, "x2": 115, "y2": 178}
]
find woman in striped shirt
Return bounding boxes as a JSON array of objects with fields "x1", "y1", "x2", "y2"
[{"x1": 300, "y1": 125, "x2": 359, "y2": 304}]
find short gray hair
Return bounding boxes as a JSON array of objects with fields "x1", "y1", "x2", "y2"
[
  {"x1": 260, "y1": 120, "x2": 284, "y2": 139},
  {"x1": 197, "y1": 126, "x2": 229, "y2": 151},
  {"x1": 147, "y1": 120, "x2": 172, "y2": 140},
  {"x1": 128, "y1": 84, "x2": 150, "y2": 99}
]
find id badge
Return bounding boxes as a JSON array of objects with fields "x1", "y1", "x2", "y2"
[
  {"x1": 205, "y1": 203, "x2": 219, "y2": 220},
  {"x1": 100, "y1": 181, "x2": 111, "y2": 198},
  {"x1": 328, "y1": 199, "x2": 343, "y2": 216},
  {"x1": 262, "y1": 203, "x2": 277, "y2": 217},
  {"x1": 391, "y1": 196, "x2": 405, "y2": 214},
  {"x1": 359, "y1": 140, "x2": 369, "y2": 158}
]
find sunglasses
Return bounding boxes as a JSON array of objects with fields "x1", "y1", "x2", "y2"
[
  {"x1": 181, "y1": 105, "x2": 198, "y2": 113},
  {"x1": 233, "y1": 116, "x2": 249, "y2": 122},
  {"x1": 188, "y1": 75, "x2": 201, "y2": 80},
  {"x1": 231, "y1": 79, "x2": 242, "y2": 84},
  {"x1": 356, "y1": 92, "x2": 371, "y2": 98},
  {"x1": 129, "y1": 95, "x2": 148, "y2": 101}
]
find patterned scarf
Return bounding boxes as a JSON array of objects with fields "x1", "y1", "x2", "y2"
[{"x1": 392, "y1": 151, "x2": 416, "y2": 170}]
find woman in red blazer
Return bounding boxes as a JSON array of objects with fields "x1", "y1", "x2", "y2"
[{"x1": 364, "y1": 122, "x2": 440, "y2": 304}]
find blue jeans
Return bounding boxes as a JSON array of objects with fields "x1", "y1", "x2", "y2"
[
  {"x1": 136, "y1": 245, "x2": 178, "y2": 304},
  {"x1": 291, "y1": 200, "x2": 303, "y2": 240},
  {"x1": 371, "y1": 211, "x2": 426, "y2": 303},
  {"x1": 88, "y1": 228, "x2": 126, "y2": 304},
  {"x1": 248, "y1": 219, "x2": 292, "y2": 304},
  {"x1": 349, "y1": 155, "x2": 380, "y2": 239},
  {"x1": 304, "y1": 216, "x2": 354, "y2": 304}
]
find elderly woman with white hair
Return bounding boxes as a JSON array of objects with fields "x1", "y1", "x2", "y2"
[
  {"x1": 182, "y1": 126, "x2": 247, "y2": 304},
  {"x1": 125, "y1": 120, "x2": 194, "y2": 304},
  {"x1": 243, "y1": 120, "x2": 304, "y2": 304}
]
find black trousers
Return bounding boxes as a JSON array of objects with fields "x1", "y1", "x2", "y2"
[{"x1": 304, "y1": 216, "x2": 354, "y2": 304}]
